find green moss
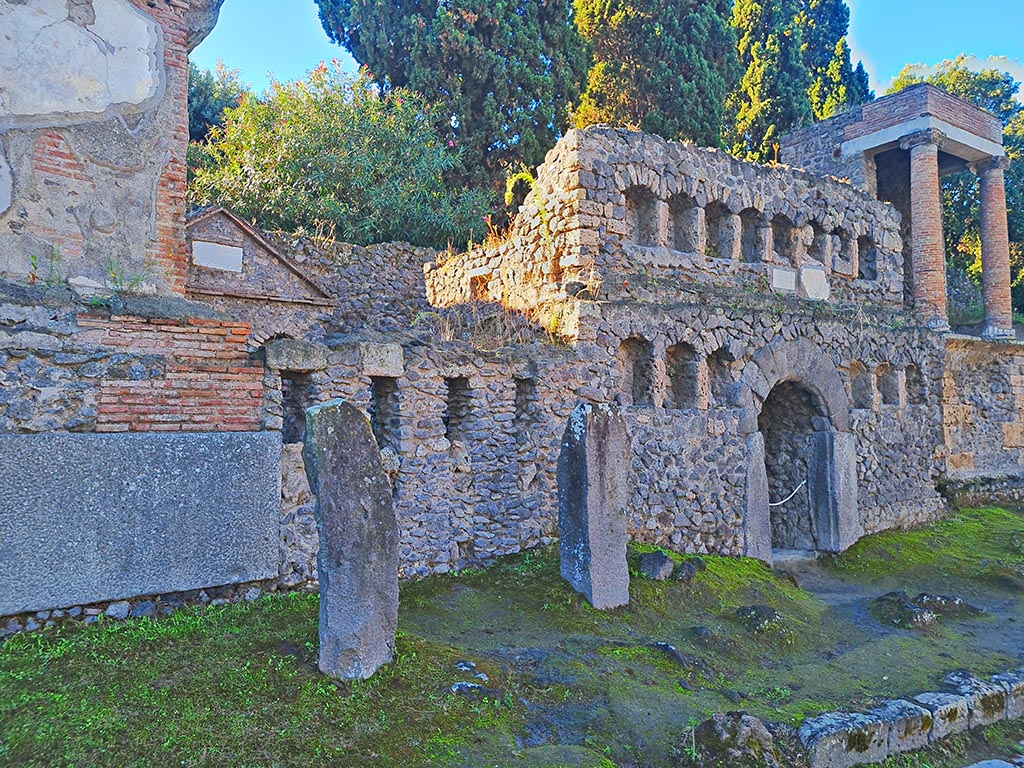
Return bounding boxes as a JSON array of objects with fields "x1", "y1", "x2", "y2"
[{"x1": 4, "y1": 510, "x2": 1024, "y2": 767}]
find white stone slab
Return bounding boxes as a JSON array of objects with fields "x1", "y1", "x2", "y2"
[
  {"x1": 192, "y1": 240, "x2": 244, "y2": 272},
  {"x1": 771, "y1": 266, "x2": 797, "y2": 293},
  {"x1": 801, "y1": 264, "x2": 831, "y2": 301},
  {"x1": 0, "y1": 148, "x2": 11, "y2": 215}
]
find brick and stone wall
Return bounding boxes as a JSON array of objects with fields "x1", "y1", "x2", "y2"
[
  {"x1": 0, "y1": 0, "x2": 220, "y2": 295},
  {"x1": 0, "y1": 282, "x2": 262, "y2": 435}
]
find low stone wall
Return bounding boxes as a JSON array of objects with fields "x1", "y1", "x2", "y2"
[
  {"x1": 0, "y1": 431, "x2": 281, "y2": 616},
  {"x1": 799, "y1": 669, "x2": 1024, "y2": 767}
]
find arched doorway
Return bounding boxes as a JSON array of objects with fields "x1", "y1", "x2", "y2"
[
  {"x1": 739, "y1": 339, "x2": 860, "y2": 564},
  {"x1": 758, "y1": 381, "x2": 831, "y2": 553}
]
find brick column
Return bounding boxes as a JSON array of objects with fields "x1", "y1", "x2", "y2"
[
  {"x1": 975, "y1": 156, "x2": 1014, "y2": 338},
  {"x1": 901, "y1": 129, "x2": 948, "y2": 327}
]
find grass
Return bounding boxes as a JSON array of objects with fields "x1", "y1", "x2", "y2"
[{"x1": 2, "y1": 508, "x2": 1023, "y2": 767}]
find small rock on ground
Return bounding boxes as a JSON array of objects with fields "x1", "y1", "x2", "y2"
[
  {"x1": 640, "y1": 551, "x2": 674, "y2": 580},
  {"x1": 105, "y1": 601, "x2": 131, "y2": 620}
]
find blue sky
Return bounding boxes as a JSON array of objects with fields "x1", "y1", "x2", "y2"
[{"x1": 191, "y1": 0, "x2": 1024, "y2": 97}]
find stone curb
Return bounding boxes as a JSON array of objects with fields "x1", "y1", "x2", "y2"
[{"x1": 798, "y1": 669, "x2": 1024, "y2": 768}]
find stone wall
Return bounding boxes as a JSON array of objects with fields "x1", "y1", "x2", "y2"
[
  {"x1": 0, "y1": 283, "x2": 263, "y2": 434},
  {"x1": 0, "y1": 0, "x2": 220, "y2": 295},
  {"x1": 943, "y1": 335, "x2": 1024, "y2": 477},
  {"x1": 426, "y1": 127, "x2": 905, "y2": 337}
]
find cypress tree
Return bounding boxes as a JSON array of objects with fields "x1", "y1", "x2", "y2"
[
  {"x1": 800, "y1": 0, "x2": 872, "y2": 119},
  {"x1": 727, "y1": 0, "x2": 813, "y2": 162},
  {"x1": 315, "y1": 0, "x2": 589, "y2": 191},
  {"x1": 572, "y1": 0, "x2": 739, "y2": 148}
]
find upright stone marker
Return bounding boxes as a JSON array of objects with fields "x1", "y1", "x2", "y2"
[
  {"x1": 303, "y1": 399, "x2": 398, "y2": 680},
  {"x1": 557, "y1": 402, "x2": 630, "y2": 609}
]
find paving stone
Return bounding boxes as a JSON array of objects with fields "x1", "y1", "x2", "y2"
[{"x1": 798, "y1": 711, "x2": 888, "y2": 768}]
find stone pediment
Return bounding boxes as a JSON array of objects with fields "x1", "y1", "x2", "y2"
[{"x1": 185, "y1": 207, "x2": 333, "y2": 306}]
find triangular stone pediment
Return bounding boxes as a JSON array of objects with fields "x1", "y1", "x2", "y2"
[{"x1": 185, "y1": 207, "x2": 333, "y2": 306}]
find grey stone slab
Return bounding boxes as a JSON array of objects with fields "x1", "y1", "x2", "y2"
[
  {"x1": 798, "y1": 711, "x2": 888, "y2": 768},
  {"x1": 992, "y1": 670, "x2": 1024, "y2": 720},
  {"x1": 913, "y1": 691, "x2": 970, "y2": 741},
  {"x1": 557, "y1": 402, "x2": 630, "y2": 609},
  {"x1": 964, "y1": 762, "x2": 1016, "y2": 767},
  {"x1": 869, "y1": 699, "x2": 932, "y2": 755},
  {"x1": 743, "y1": 432, "x2": 772, "y2": 564},
  {"x1": 265, "y1": 338, "x2": 329, "y2": 372},
  {"x1": 304, "y1": 399, "x2": 398, "y2": 680},
  {"x1": 0, "y1": 146, "x2": 11, "y2": 216},
  {"x1": 946, "y1": 671, "x2": 1008, "y2": 728},
  {"x1": 0, "y1": 432, "x2": 281, "y2": 616}
]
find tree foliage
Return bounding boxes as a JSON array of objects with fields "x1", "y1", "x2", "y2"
[
  {"x1": 571, "y1": 0, "x2": 739, "y2": 147},
  {"x1": 890, "y1": 56, "x2": 1024, "y2": 312},
  {"x1": 799, "y1": 0, "x2": 871, "y2": 119},
  {"x1": 187, "y1": 62, "x2": 248, "y2": 144},
  {"x1": 188, "y1": 65, "x2": 491, "y2": 249},
  {"x1": 726, "y1": 0, "x2": 813, "y2": 162},
  {"x1": 314, "y1": 0, "x2": 589, "y2": 190}
]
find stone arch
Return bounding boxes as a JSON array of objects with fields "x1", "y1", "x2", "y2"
[{"x1": 739, "y1": 339, "x2": 860, "y2": 563}]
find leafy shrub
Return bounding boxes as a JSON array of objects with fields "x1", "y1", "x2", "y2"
[{"x1": 188, "y1": 64, "x2": 492, "y2": 249}]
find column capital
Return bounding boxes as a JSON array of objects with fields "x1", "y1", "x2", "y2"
[
  {"x1": 970, "y1": 155, "x2": 1010, "y2": 175},
  {"x1": 900, "y1": 128, "x2": 947, "y2": 152}
]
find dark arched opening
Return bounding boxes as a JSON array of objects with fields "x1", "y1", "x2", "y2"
[{"x1": 758, "y1": 380, "x2": 833, "y2": 552}]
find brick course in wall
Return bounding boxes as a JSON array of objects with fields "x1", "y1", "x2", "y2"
[{"x1": 79, "y1": 315, "x2": 262, "y2": 433}]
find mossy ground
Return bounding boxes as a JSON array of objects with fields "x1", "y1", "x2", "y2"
[{"x1": 2, "y1": 508, "x2": 1023, "y2": 767}]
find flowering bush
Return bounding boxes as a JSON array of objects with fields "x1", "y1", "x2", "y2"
[{"x1": 188, "y1": 64, "x2": 492, "y2": 249}]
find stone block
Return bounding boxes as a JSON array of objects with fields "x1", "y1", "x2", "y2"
[
  {"x1": 800, "y1": 264, "x2": 831, "y2": 301},
  {"x1": 557, "y1": 403, "x2": 630, "y2": 609},
  {"x1": 947, "y1": 453, "x2": 975, "y2": 473},
  {"x1": 192, "y1": 240, "x2": 243, "y2": 272},
  {"x1": 639, "y1": 551, "x2": 674, "y2": 580},
  {"x1": 0, "y1": 147, "x2": 10, "y2": 216},
  {"x1": 743, "y1": 432, "x2": 772, "y2": 564},
  {"x1": 869, "y1": 700, "x2": 932, "y2": 755},
  {"x1": 798, "y1": 711, "x2": 888, "y2": 768},
  {"x1": 945, "y1": 671, "x2": 1007, "y2": 728},
  {"x1": 360, "y1": 342, "x2": 404, "y2": 378},
  {"x1": 265, "y1": 338, "x2": 329, "y2": 373},
  {"x1": 912, "y1": 692, "x2": 970, "y2": 741},
  {"x1": 771, "y1": 266, "x2": 797, "y2": 293},
  {"x1": 1002, "y1": 422, "x2": 1024, "y2": 449},
  {"x1": 0, "y1": 432, "x2": 281, "y2": 616},
  {"x1": 992, "y1": 670, "x2": 1024, "y2": 720},
  {"x1": 304, "y1": 399, "x2": 398, "y2": 680}
]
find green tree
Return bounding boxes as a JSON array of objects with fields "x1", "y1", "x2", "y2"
[
  {"x1": 799, "y1": 0, "x2": 871, "y2": 119},
  {"x1": 890, "y1": 56, "x2": 1024, "y2": 312},
  {"x1": 571, "y1": 0, "x2": 739, "y2": 147},
  {"x1": 314, "y1": 0, "x2": 589, "y2": 190},
  {"x1": 188, "y1": 62, "x2": 248, "y2": 144},
  {"x1": 188, "y1": 65, "x2": 491, "y2": 249},
  {"x1": 727, "y1": 0, "x2": 813, "y2": 162}
]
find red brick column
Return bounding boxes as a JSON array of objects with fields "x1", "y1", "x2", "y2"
[
  {"x1": 901, "y1": 129, "x2": 948, "y2": 327},
  {"x1": 976, "y1": 156, "x2": 1014, "y2": 338}
]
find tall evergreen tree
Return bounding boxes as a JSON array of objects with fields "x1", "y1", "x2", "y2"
[
  {"x1": 571, "y1": 0, "x2": 739, "y2": 148},
  {"x1": 315, "y1": 0, "x2": 589, "y2": 191},
  {"x1": 727, "y1": 0, "x2": 813, "y2": 162},
  {"x1": 799, "y1": 0, "x2": 872, "y2": 119}
]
